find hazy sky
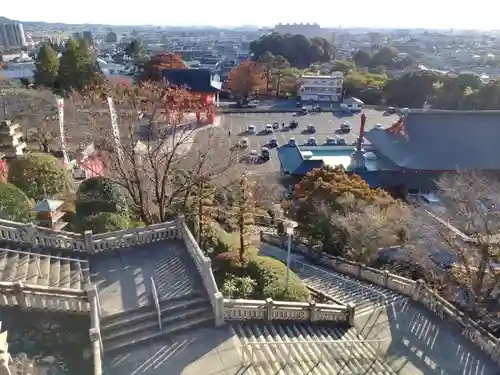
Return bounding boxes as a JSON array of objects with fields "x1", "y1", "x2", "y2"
[{"x1": 3, "y1": 1, "x2": 499, "y2": 30}]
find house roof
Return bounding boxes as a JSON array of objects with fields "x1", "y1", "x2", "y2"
[
  {"x1": 365, "y1": 110, "x2": 500, "y2": 171},
  {"x1": 161, "y1": 69, "x2": 221, "y2": 93},
  {"x1": 277, "y1": 145, "x2": 324, "y2": 175},
  {"x1": 34, "y1": 199, "x2": 64, "y2": 212},
  {"x1": 344, "y1": 97, "x2": 364, "y2": 104}
]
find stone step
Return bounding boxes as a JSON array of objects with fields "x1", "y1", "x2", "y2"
[
  {"x1": 103, "y1": 308, "x2": 214, "y2": 353},
  {"x1": 233, "y1": 322, "x2": 398, "y2": 375},
  {"x1": 260, "y1": 246, "x2": 405, "y2": 315},
  {"x1": 101, "y1": 295, "x2": 209, "y2": 333}
]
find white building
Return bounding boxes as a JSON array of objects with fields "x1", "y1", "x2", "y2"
[{"x1": 299, "y1": 73, "x2": 344, "y2": 102}]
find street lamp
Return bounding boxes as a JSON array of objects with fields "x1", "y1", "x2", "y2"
[{"x1": 284, "y1": 219, "x2": 298, "y2": 290}]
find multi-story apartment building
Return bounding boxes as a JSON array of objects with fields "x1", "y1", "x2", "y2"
[
  {"x1": 299, "y1": 73, "x2": 344, "y2": 102},
  {"x1": 0, "y1": 22, "x2": 27, "y2": 48}
]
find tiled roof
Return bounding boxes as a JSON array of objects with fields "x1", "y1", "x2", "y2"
[
  {"x1": 34, "y1": 199, "x2": 64, "y2": 212},
  {"x1": 365, "y1": 110, "x2": 500, "y2": 170},
  {"x1": 161, "y1": 69, "x2": 221, "y2": 93},
  {"x1": 277, "y1": 145, "x2": 324, "y2": 175}
]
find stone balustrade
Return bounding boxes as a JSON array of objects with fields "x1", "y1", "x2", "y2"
[
  {"x1": 223, "y1": 298, "x2": 354, "y2": 325},
  {"x1": 261, "y1": 232, "x2": 500, "y2": 366}
]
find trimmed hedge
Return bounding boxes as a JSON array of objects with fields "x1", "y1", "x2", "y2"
[
  {"x1": 81, "y1": 212, "x2": 130, "y2": 234},
  {"x1": 75, "y1": 177, "x2": 129, "y2": 218},
  {"x1": 246, "y1": 256, "x2": 310, "y2": 302},
  {"x1": 8, "y1": 153, "x2": 74, "y2": 200},
  {"x1": 0, "y1": 182, "x2": 32, "y2": 222}
]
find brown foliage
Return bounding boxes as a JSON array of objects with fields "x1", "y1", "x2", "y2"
[
  {"x1": 227, "y1": 61, "x2": 265, "y2": 99},
  {"x1": 139, "y1": 53, "x2": 188, "y2": 83}
]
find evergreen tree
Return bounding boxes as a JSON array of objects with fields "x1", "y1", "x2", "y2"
[
  {"x1": 230, "y1": 173, "x2": 256, "y2": 263},
  {"x1": 34, "y1": 44, "x2": 59, "y2": 88},
  {"x1": 194, "y1": 179, "x2": 216, "y2": 251}
]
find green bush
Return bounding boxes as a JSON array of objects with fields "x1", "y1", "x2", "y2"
[
  {"x1": 8, "y1": 153, "x2": 74, "y2": 200},
  {"x1": 81, "y1": 212, "x2": 130, "y2": 234},
  {"x1": 246, "y1": 256, "x2": 310, "y2": 302},
  {"x1": 0, "y1": 183, "x2": 32, "y2": 222},
  {"x1": 221, "y1": 276, "x2": 257, "y2": 299},
  {"x1": 213, "y1": 251, "x2": 246, "y2": 281},
  {"x1": 75, "y1": 177, "x2": 129, "y2": 218}
]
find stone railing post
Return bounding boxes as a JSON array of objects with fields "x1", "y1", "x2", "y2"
[
  {"x1": 265, "y1": 298, "x2": 274, "y2": 321},
  {"x1": 13, "y1": 282, "x2": 27, "y2": 311},
  {"x1": 176, "y1": 215, "x2": 185, "y2": 239},
  {"x1": 309, "y1": 301, "x2": 317, "y2": 322},
  {"x1": 383, "y1": 270, "x2": 390, "y2": 287},
  {"x1": 89, "y1": 327, "x2": 103, "y2": 375},
  {"x1": 214, "y1": 292, "x2": 224, "y2": 326},
  {"x1": 20, "y1": 223, "x2": 37, "y2": 246},
  {"x1": 84, "y1": 230, "x2": 94, "y2": 254},
  {"x1": 358, "y1": 264, "x2": 364, "y2": 278},
  {"x1": 412, "y1": 279, "x2": 424, "y2": 301},
  {"x1": 346, "y1": 303, "x2": 356, "y2": 326}
]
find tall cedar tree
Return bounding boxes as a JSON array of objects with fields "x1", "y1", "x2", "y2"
[
  {"x1": 34, "y1": 44, "x2": 59, "y2": 88},
  {"x1": 258, "y1": 51, "x2": 275, "y2": 93},
  {"x1": 230, "y1": 173, "x2": 256, "y2": 263},
  {"x1": 195, "y1": 180, "x2": 216, "y2": 251},
  {"x1": 125, "y1": 40, "x2": 145, "y2": 59},
  {"x1": 227, "y1": 61, "x2": 265, "y2": 104}
]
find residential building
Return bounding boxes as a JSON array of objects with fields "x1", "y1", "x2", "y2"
[
  {"x1": 0, "y1": 22, "x2": 27, "y2": 48},
  {"x1": 299, "y1": 73, "x2": 343, "y2": 102}
]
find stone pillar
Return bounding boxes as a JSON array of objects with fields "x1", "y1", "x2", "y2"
[
  {"x1": 358, "y1": 264, "x2": 364, "y2": 278},
  {"x1": 265, "y1": 298, "x2": 274, "y2": 321},
  {"x1": 83, "y1": 230, "x2": 94, "y2": 254},
  {"x1": 176, "y1": 215, "x2": 185, "y2": 239},
  {"x1": 412, "y1": 279, "x2": 424, "y2": 301},
  {"x1": 214, "y1": 292, "x2": 225, "y2": 326},
  {"x1": 346, "y1": 303, "x2": 356, "y2": 327},
  {"x1": 383, "y1": 270, "x2": 390, "y2": 288},
  {"x1": 309, "y1": 301, "x2": 317, "y2": 322},
  {"x1": 20, "y1": 223, "x2": 37, "y2": 246},
  {"x1": 13, "y1": 282, "x2": 27, "y2": 311}
]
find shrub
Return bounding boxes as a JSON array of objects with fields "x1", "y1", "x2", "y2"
[
  {"x1": 213, "y1": 251, "x2": 246, "y2": 281},
  {"x1": 0, "y1": 183, "x2": 32, "y2": 222},
  {"x1": 221, "y1": 276, "x2": 257, "y2": 299},
  {"x1": 81, "y1": 212, "x2": 130, "y2": 234},
  {"x1": 75, "y1": 177, "x2": 129, "y2": 218},
  {"x1": 246, "y1": 256, "x2": 310, "y2": 302},
  {"x1": 8, "y1": 153, "x2": 74, "y2": 200}
]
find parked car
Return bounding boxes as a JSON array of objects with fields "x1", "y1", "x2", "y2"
[
  {"x1": 306, "y1": 124, "x2": 316, "y2": 133},
  {"x1": 247, "y1": 124, "x2": 256, "y2": 133},
  {"x1": 272, "y1": 122, "x2": 280, "y2": 130},
  {"x1": 239, "y1": 137, "x2": 249, "y2": 148},
  {"x1": 289, "y1": 120, "x2": 299, "y2": 129},
  {"x1": 260, "y1": 147, "x2": 270, "y2": 161},
  {"x1": 300, "y1": 106, "x2": 309, "y2": 115},
  {"x1": 265, "y1": 124, "x2": 274, "y2": 133},
  {"x1": 268, "y1": 137, "x2": 278, "y2": 148},
  {"x1": 401, "y1": 108, "x2": 410, "y2": 115},
  {"x1": 387, "y1": 107, "x2": 396, "y2": 114},
  {"x1": 337, "y1": 137, "x2": 347, "y2": 145},
  {"x1": 307, "y1": 136, "x2": 317, "y2": 146},
  {"x1": 288, "y1": 138, "x2": 297, "y2": 147},
  {"x1": 374, "y1": 123, "x2": 384, "y2": 130},
  {"x1": 325, "y1": 137, "x2": 337, "y2": 145},
  {"x1": 340, "y1": 122, "x2": 351, "y2": 133}
]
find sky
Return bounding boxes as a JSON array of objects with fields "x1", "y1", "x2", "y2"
[{"x1": 2, "y1": 1, "x2": 499, "y2": 30}]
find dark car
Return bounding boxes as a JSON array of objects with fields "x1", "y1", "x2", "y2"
[
  {"x1": 272, "y1": 122, "x2": 280, "y2": 130},
  {"x1": 268, "y1": 137, "x2": 278, "y2": 148},
  {"x1": 387, "y1": 106, "x2": 396, "y2": 114},
  {"x1": 289, "y1": 120, "x2": 299, "y2": 129}
]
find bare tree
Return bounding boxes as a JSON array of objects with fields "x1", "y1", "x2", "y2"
[
  {"x1": 331, "y1": 197, "x2": 411, "y2": 264},
  {"x1": 69, "y1": 83, "x2": 243, "y2": 224},
  {"x1": 412, "y1": 171, "x2": 500, "y2": 313}
]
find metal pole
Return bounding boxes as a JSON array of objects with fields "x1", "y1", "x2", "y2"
[{"x1": 285, "y1": 232, "x2": 292, "y2": 290}]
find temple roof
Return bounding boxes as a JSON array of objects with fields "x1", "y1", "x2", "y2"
[
  {"x1": 161, "y1": 69, "x2": 221, "y2": 93},
  {"x1": 34, "y1": 199, "x2": 64, "y2": 212},
  {"x1": 365, "y1": 110, "x2": 500, "y2": 171}
]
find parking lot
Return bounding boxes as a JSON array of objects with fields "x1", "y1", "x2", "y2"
[{"x1": 220, "y1": 109, "x2": 400, "y2": 175}]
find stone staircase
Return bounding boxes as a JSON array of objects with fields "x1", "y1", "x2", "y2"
[
  {"x1": 233, "y1": 322, "x2": 396, "y2": 375},
  {"x1": 260, "y1": 244, "x2": 405, "y2": 316},
  {"x1": 101, "y1": 292, "x2": 214, "y2": 353},
  {"x1": 0, "y1": 246, "x2": 89, "y2": 291}
]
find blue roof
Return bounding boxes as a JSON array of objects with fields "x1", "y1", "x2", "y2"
[
  {"x1": 277, "y1": 145, "x2": 324, "y2": 176},
  {"x1": 161, "y1": 69, "x2": 221, "y2": 93}
]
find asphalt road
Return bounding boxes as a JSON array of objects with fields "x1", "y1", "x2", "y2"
[{"x1": 219, "y1": 109, "x2": 400, "y2": 175}]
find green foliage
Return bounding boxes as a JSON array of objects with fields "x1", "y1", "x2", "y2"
[
  {"x1": 0, "y1": 183, "x2": 32, "y2": 222},
  {"x1": 81, "y1": 212, "x2": 130, "y2": 234},
  {"x1": 75, "y1": 177, "x2": 129, "y2": 218},
  {"x1": 250, "y1": 33, "x2": 335, "y2": 69},
  {"x1": 246, "y1": 256, "x2": 310, "y2": 302},
  {"x1": 221, "y1": 276, "x2": 257, "y2": 299},
  {"x1": 34, "y1": 44, "x2": 59, "y2": 88},
  {"x1": 125, "y1": 39, "x2": 145, "y2": 59},
  {"x1": 383, "y1": 70, "x2": 441, "y2": 108},
  {"x1": 58, "y1": 38, "x2": 103, "y2": 93},
  {"x1": 8, "y1": 153, "x2": 74, "y2": 200}
]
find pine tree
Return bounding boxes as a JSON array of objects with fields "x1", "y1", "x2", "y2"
[
  {"x1": 34, "y1": 44, "x2": 59, "y2": 88},
  {"x1": 230, "y1": 173, "x2": 256, "y2": 263}
]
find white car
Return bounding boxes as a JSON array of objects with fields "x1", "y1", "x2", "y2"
[
  {"x1": 265, "y1": 124, "x2": 274, "y2": 133},
  {"x1": 340, "y1": 122, "x2": 351, "y2": 132},
  {"x1": 374, "y1": 123, "x2": 384, "y2": 130},
  {"x1": 239, "y1": 138, "x2": 249, "y2": 148},
  {"x1": 247, "y1": 124, "x2": 256, "y2": 133}
]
